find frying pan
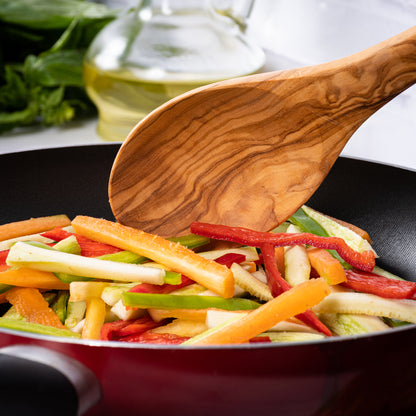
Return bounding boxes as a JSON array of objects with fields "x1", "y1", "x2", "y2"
[{"x1": 0, "y1": 144, "x2": 415, "y2": 416}]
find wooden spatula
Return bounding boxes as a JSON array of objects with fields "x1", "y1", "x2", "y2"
[{"x1": 109, "y1": 26, "x2": 416, "y2": 237}]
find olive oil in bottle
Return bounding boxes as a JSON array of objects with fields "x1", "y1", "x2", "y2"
[
  {"x1": 83, "y1": 62, "x2": 223, "y2": 141},
  {"x1": 83, "y1": 1, "x2": 265, "y2": 141}
]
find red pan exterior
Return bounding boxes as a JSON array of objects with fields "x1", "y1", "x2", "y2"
[
  {"x1": 1, "y1": 145, "x2": 415, "y2": 415},
  {"x1": 0, "y1": 325, "x2": 415, "y2": 415}
]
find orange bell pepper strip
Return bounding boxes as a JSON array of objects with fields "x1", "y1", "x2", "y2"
[
  {"x1": 5, "y1": 287, "x2": 66, "y2": 329},
  {"x1": 82, "y1": 297, "x2": 106, "y2": 340},
  {"x1": 0, "y1": 268, "x2": 69, "y2": 290},
  {"x1": 185, "y1": 277, "x2": 331, "y2": 345},
  {"x1": 307, "y1": 247, "x2": 347, "y2": 285}
]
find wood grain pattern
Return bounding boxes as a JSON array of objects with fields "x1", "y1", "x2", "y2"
[{"x1": 109, "y1": 26, "x2": 416, "y2": 237}]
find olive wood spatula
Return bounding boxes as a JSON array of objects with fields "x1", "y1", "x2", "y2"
[{"x1": 109, "y1": 25, "x2": 416, "y2": 236}]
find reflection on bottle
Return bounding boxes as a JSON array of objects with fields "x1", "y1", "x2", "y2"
[{"x1": 84, "y1": 0, "x2": 265, "y2": 141}]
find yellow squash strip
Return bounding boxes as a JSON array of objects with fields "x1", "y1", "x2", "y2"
[
  {"x1": 82, "y1": 297, "x2": 106, "y2": 340},
  {"x1": 148, "y1": 308, "x2": 207, "y2": 322},
  {"x1": 307, "y1": 248, "x2": 346, "y2": 285},
  {"x1": 72, "y1": 216, "x2": 234, "y2": 298},
  {"x1": 5, "y1": 287, "x2": 66, "y2": 329},
  {"x1": 230, "y1": 263, "x2": 272, "y2": 302},
  {"x1": 69, "y1": 282, "x2": 110, "y2": 302},
  {"x1": 0, "y1": 268, "x2": 69, "y2": 290},
  {"x1": 183, "y1": 277, "x2": 331, "y2": 345},
  {"x1": 0, "y1": 215, "x2": 71, "y2": 242},
  {"x1": 151, "y1": 319, "x2": 208, "y2": 337}
]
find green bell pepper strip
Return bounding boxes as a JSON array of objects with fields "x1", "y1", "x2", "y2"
[{"x1": 122, "y1": 292, "x2": 261, "y2": 311}]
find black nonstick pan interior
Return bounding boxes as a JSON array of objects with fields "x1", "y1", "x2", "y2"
[{"x1": 1, "y1": 144, "x2": 415, "y2": 280}]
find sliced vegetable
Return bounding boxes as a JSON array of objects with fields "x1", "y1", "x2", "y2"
[
  {"x1": 111, "y1": 299, "x2": 146, "y2": 321},
  {"x1": 5, "y1": 287, "x2": 66, "y2": 329},
  {"x1": 7, "y1": 241, "x2": 165, "y2": 284},
  {"x1": 314, "y1": 292, "x2": 416, "y2": 323},
  {"x1": 190, "y1": 222, "x2": 375, "y2": 272},
  {"x1": 0, "y1": 317, "x2": 80, "y2": 338},
  {"x1": 301, "y1": 205, "x2": 374, "y2": 254},
  {"x1": 72, "y1": 216, "x2": 234, "y2": 298},
  {"x1": 214, "y1": 252, "x2": 246, "y2": 268},
  {"x1": 289, "y1": 207, "x2": 329, "y2": 236},
  {"x1": 319, "y1": 313, "x2": 389, "y2": 336},
  {"x1": 51, "y1": 290, "x2": 70, "y2": 324},
  {"x1": 122, "y1": 292, "x2": 261, "y2": 311},
  {"x1": 69, "y1": 282, "x2": 110, "y2": 302},
  {"x1": 205, "y1": 310, "x2": 321, "y2": 334},
  {"x1": 101, "y1": 316, "x2": 163, "y2": 341},
  {"x1": 0, "y1": 233, "x2": 54, "y2": 251},
  {"x1": 230, "y1": 263, "x2": 272, "y2": 301},
  {"x1": 0, "y1": 267, "x2": 69, "y2": 290},
  {"x1": 183, "y1": 278, "x2": 331, "y2": 345},
  {"x1": 199, "y1": 246, "x2": 259, "y2": 262},
  {"x1": 53, "y1": 235, "x2": 81, "y2": 254},
  {"x1": 129, "y1": 276, "x2": 194, "y2": 295},
  {"x1": 82, "y1": 297, "x2": 106, "y2": 340},
  {"x1": 151, "y1": 319, "x2": 208, "y2": 338},
  {"x1": 342, "y1": 270, "x2": 416, "y2": 299},
  {"x1": 148, "y1": 308, "x2": 207, "y2": 323},
  {"x1": 264, "y1": 332, "x2": 325, "y2": 343},
  {"x1": 261, "y1": 243, "x2": 331, "y2": 336},
  {"x1": 65, "y1": 300, "x2": 86, "y2": 329},
  {"x1": 0, "y1": 215, "x2": 71, "y2": 242},
  {"x1": 307, "y1": 248, "x2": 346, "y2": 285},
  {"x1": 123, "y1": 332, "x2": 190, "y2": 344},
  {"x1": 284, "y1": 224, "x2": 310, "y2": 287},
  {"x1": 261, "y1": 243, "x2": 285, "y2": 297}
]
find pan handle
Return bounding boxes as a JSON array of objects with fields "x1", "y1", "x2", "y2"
[{"x1": 0, "y1": 344, "x2": 101, "y2": 416}]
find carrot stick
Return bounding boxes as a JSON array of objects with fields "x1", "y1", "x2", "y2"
[
  {"x1": 274, "y1": 246, "x2": 285, "y2": 277},
  {"x1": 307, "y1": 248, "x2": 346, "y2": 285},
  {"x1": 82, "y1": 297, "x2": 106, "y2": 340},
  {"x1": 72, "y1": 216, "x2": 234, "y2": 298},
  {"x1": 184, "y1": 277, "x2": 331, "y2": 345},
  {"x1": 0, "y1": 215, "x2": 71, "y2": 242},
  {"x1": 0, "y1": 268, "x2": 69, "y2": 290},
  {"x1": 5, "y1": 287, "x2": 66, "y2": 329}
]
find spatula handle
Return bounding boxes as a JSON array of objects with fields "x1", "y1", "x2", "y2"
[{"x1": 309, "y1": 25, "x2": 416, "y2": 113}]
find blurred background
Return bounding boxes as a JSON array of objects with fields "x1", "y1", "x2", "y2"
[{"x1": 0, "y1": 0, "x2": 415, "y2": 171}]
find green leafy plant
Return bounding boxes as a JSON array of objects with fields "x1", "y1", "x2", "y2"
[{"x1": 0, "y1": 0, "x2": 117, "y2": 133}]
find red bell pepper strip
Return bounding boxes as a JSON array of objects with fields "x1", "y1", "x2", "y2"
[
  {"x1": 261, "y1": 243, "x2": 285, "y2": 297},
  {"x1": 128, "y1": 253, "x2": 246, "y2": 295},
  {"x1": 101, "y1": 316, "x2": 165, "y2": 341},
  {"x1": 123, "y1": 331, "x2": 190, "y2": 344},
  {"x1": 249, "y1": 336, "x2": 272, "y2": 343},
  {"x1": 43, "y1": 227, "x2": 123, "y2": 257},
  {"x1": 214, "y1": 252, "x2": 246, "y2": 268},
  {"x1": 261, "y1": 243, "x2": 332, "y2": 336},
  {"x1": 129, "y1": 275, "x2": 194, "y2": 295},
  {"x1": 0, "y1": 250, "x2": 9, "y2": 270},
  {"x1": 190, "y1": 222, "x2": 375, "y2": 272},
  {"x1": 342, "y1": 270, "x2": 416, "y2": 299}
]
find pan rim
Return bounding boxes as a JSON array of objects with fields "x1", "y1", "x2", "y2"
[{"x1": 1, "y1": 144, "x2": 415, "y2": 351}]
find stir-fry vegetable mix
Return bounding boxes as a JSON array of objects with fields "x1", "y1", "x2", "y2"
[{"x1": 0, "y1": 208, "x2": 414, "y2": 345}]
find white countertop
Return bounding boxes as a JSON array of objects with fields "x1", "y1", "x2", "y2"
[{"x1": 1, "y1": 0, "x2": 415, "y2": 171}]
